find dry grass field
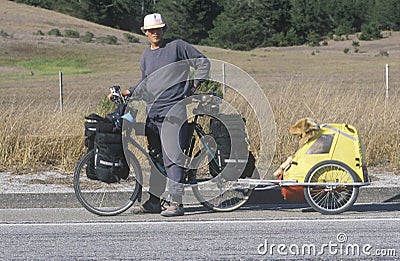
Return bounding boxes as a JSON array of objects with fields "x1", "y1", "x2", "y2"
[{"x1": 1, "y1": 0, "x2": 399, "y2": 176}]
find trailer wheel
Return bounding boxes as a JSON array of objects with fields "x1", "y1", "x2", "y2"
[{"x1": 304, "y1": 161, "x2": 359, "y2": 214}]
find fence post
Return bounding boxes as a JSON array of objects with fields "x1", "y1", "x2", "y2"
[
  {"x1": 222, "y1": 63, "x2": 226, "y2": 96},
  {"x1": 59, "y1": 71, "x2": 63, "y2": 113},
  {"x1": 385, "y1": 64, "x2": 389, "y2": 101}
]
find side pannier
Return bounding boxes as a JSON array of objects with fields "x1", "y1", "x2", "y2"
[
  {"x1": 84, "y1": 113, "x2": 129, "y2": 183},
  {"x1": 84, "y1": 113, "x2": 102, "y2": 180},
  {"x1": 209, "y1": 114, "x2": 256, "y2": 181}
]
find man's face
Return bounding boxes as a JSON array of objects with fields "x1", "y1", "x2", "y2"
[{"x1": 146, "y1": 28, "x2": 164, "y2": 47}]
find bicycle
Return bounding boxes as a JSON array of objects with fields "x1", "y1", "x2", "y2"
[
  {"x1": 74, "y1": 87, "x2": 371, "y2": 216},
  {"x1": 73, "y1": 88, "x2": 255, "y2": 216}
]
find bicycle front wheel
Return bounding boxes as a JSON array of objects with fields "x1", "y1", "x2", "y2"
[{"x1": 73, "y1": 150, "x2": 142, "y2": 216}]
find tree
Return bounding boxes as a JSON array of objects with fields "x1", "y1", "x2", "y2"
[
  {"x1": 155, "y1": 0, "x2": 222, "y2": 44},
  {"x1": 371, "y1": 0, "x2": 400, "y2": 30},
  {"x1": 289, "y1": 0, "x2": 331, "y2": 44},
  {"x1": 12, "y1": 0, "x2": 52, "y2": 8},
  {"x1": 203, "y1": 0, "x2": 265, "y2": 50},
  {"x1": 204, "y1": 0, "x2": 293, "y2": 50},
  {"x1": 75, "y1": 0, "x2": 153, "y2": 33},
  {"x1": 10, "y1": 0, "x2": 400, "y2": 49}
]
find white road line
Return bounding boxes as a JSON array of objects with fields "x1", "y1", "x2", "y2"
[{"x1": 1, "y1": 217, "x2": 399, "y2": 227}]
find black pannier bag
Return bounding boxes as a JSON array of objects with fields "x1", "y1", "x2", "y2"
[
  {"x1": 209, "y1": 114, "x2": 256, "y2": 181},
  {"x1": 84, "y1": 114, "x2": 103, "y2": 180},
  {"x1": 84, "y1": 110, "x2": 129, "y2": 183}
]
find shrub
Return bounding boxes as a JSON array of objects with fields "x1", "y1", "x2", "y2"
[
  {"x1": 306, "y1": 31, "x2": 320, "y2": 47},
  {"x1": 96, "y1": 35, "x2": 118, "y2": 45},
  {"x1": 352, "y1": 41, "x2": 360, "y2": 47},
  {"x1": 285, "y1": 28, "x2": 301, "y2": 46},
  {"x1": 64, "y1": 29, "x2": 80, "y2": 38},
  {"x1": 48, "y1": 28, "x2": 62, "y2": 37},
  {"x1": 0, "y1": 29, "x2": 9, "y2": 38},
  {"x1": 335, "y1": 22, "x2": 353, "y2": 36},
  {"x1": 343, "y1": 48, "x2": 350, "y2": 54},
  {"x1": 97, "y1": 95, "x2": 116, "y2": 116},
  {"x1": 34, "y1": 30, "x2": 45, "y2": 36},
  {"x1": 79, "y1": 31, "x2": 94, "y2": 43},
  {"x1": 378, "y1": 51, "x2": 389, "y2": 57},
  {"x1": 358, "y1": 22, "x2": 381, "y2": 41},
  {"x1": 333, "y1": 35, "x2": 345, "y2": 41},
  {"x1": 196, "y1": 80, "x2": 223, "y2": 97},
  {"x1": 123, "y1": 33, "x2": 139, "y2": 43},
  {"x1": 268, "y1": 32, "x2": 289, "y2": 47},
  {"x1": 1, "y1": 29, "x2": 13, "y2": 38}
]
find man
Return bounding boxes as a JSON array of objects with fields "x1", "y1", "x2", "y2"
[{"x1": 122, "y1": 13, "x2": 210, "y2": 217}]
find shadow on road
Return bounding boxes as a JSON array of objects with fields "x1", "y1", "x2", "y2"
[
  {"x1": 181, "y1": 202, "x2": 400, "y2": 216},
  {"x1": 349, "y1": 202, "x2": 400, "y2": 212},
  {"x1": 300, "y1": 202, "x2": 400, "y2": 213}
]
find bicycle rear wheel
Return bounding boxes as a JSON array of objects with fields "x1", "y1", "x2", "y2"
[
  {"x1": 188, "y1": 114, "x2": 255, "y2": 212},
  {"x1": 73, "y1": 150, "x2": 142, "y2": 216},
  {"x1": 192, "y1": 155, "x2": 255, "y2": 212},
  {"x1": 192, "y1": 175, "x2": 254, "y2": 212}
]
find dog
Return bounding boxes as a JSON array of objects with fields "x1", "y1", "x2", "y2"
[
  {"x1": 289, "y1": 117, "x2": 320, "y2": 148},
  {"x1": 274, "y1": 118, "x2": 320, "y2": 177}
]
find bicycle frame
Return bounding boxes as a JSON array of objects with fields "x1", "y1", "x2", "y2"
[{"x1": 123, "y1": 112, "x2": 219, "y2": 184}]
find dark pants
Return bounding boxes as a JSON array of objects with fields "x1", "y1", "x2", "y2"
[{"x1": 145, "y1": 118, "x2": 191, "y2": 200}]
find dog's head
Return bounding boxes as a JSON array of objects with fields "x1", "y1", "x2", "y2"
[{"x1": 289, "y1": 118, "x2": 320, "y2": 146}]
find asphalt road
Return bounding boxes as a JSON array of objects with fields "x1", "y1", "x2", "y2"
[{"x1": 1, "y1": 203, "x2": 399, "y2": 260}]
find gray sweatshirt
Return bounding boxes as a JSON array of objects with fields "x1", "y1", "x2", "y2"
[{"x1": 130, "y1": 39, "x2": 210, "y2": 118}]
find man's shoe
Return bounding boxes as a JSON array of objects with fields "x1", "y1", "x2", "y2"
[
  {"x1": 132, "y1": 200, "x2": 162, "y2": 214},
  {"x1": 160, "y1": 202, "x2": 184, "y2": 217}
]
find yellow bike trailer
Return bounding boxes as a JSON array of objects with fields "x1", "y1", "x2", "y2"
[{"x1": 280, "y1": 123, "x2": 370, "y2": 214}]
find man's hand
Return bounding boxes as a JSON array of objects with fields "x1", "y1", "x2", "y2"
[
  {"x1": 121, "y1": 89, "x2": 131, "y2": 96},
  {"x1": 107, "y1": 89, "x2": 131, "y2": 100},
  {"x1": 190, "y1": 83, "x2": 198, "y2": 94}
]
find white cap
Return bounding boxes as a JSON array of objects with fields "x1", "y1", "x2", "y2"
[{"x1": 141, "y1": 13, "x2": 166, "y2": 31}]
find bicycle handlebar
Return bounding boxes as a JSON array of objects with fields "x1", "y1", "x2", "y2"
[
  {"x1": 191, "y1": 93, "x2": 221, "y2": 115},
  {"x1": 109, "y1": 86, "x2": 221, "y2": 119},
  {"x1": 109, "y1": 85, "x2": 126, "y2": 104},
  {"x1": 191, "y1": 93, "x2": 221, "y2": 105}
]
